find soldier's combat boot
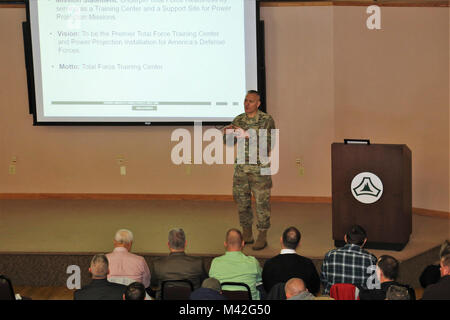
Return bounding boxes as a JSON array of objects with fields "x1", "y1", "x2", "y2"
[
  {"x1": 252, "y1": 230, "x2": 267, "y2": 250},
  {"x1": 243, "y1": 227, "x2": 254, "y2": 245}
]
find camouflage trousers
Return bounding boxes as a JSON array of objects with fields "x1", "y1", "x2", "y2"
[{"x1": 232, "y1": 166, "x2": 272, "y2": 231}]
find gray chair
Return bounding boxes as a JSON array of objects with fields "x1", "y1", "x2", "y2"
[{"x1": 220, "y1": 282, "x2": 252, "y2": 300}]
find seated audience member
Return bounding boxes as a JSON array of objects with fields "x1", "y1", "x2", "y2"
[
  {"x1": 421, "y1": 253, "x2": 450, "y2": 300},
  {"x1": 320, "y1": 225, "x2": 377, "y2": 295},
  {"x1": 150, "y1": 228, "x2": 208, "y2": 299},
  {"x1": 190, "y1": 278, "x2": 227, "y2": 300},
  {"x1": 123, "y1": 282, "x2": 146, "y2": 301},
  {"x1": 74, "y1": 254, "x2": 127, "y2": 300},
  {"x1": 359, "y1": 255, "x2": 415, "y2": 300},
  {"x1": 209, "y1": 228, "x2": 262, "y2": 300},
  {"x1": 284, "y1": 278, "x2": 315, "y2": 300},
  {"x1": 419, "y1": 240, "x2": 450, "y2": 289},
  {"x1": 262, "y1": 226, "x2": 320, "y2": 295},
  {"x1": 385, "y1": 285, "x2": 410, "y2": 300},
  {"x1": 419, "y1": 265, "x2": 441, "y2": 289},
  {"x1": 106, "y1": 229, "x2": 151, "y2": 289}
]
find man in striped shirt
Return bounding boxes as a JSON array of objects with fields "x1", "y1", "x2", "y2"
[{"x1": 320, "y1": 225, "x2": 377, "y2": 295}]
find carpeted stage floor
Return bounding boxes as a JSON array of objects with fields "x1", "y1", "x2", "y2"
[
  {"x1": 1, "y1": 199, "x2": 448, "y2": 259},
  {"x1": 0, "y1": 199, "x2": 448, "y2": 287}
]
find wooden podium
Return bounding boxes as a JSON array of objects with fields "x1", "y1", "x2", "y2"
[{"x1": 331, "y1": 142, "x2": 412, "y2": 251}]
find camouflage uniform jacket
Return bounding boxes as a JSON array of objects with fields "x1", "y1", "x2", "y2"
[{"x1": 224, "y1": 110, "x2": 275, "y2": 174}]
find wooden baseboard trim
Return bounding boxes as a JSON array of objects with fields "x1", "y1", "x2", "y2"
[
  {"x1": 0, "y1": 193, "x2": 331, "y2": 203},
  {"x1": 1, "y1": 193, "x2": 448, "y2": 218},
  {"x1": 272, "y1": 196, "x2": 332, "y2": 203},
  {"x1": 412, "y1": 207, "x2": 450, "y2": 219},
  {"x1": 0, "y1": 193, "x2": 233, "y2": 201}
]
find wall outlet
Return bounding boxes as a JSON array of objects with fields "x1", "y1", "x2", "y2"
[
  {"x1": 116, "y1": 156, "x2": 125, "y2": 165},
  {"x1": 9, "y1": 164, "x2": 16, "y2": 175},
  {"x1": 296, "y1": 158, "x2": 304, "y2": 176},
  {"x1": 120, "y1": 166, "x2": 126, "y2": 176}
]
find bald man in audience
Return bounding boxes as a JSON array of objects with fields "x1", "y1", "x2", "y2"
[
  {"x1": 284, "y1": 278, "x2": 315, "y2": 300},
  {"x1": 74, "y1": 254, "x2": 127, "y2": 300},
  {"x1": 209, "y1": 228, "x2": 263, "y2": 300},
  {"x1": 106, "y1": 229, "x2": 151, "y2": 289}
]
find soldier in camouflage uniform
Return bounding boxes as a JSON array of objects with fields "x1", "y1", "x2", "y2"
[{"x1": 223, "y1": 90, "x2": 276, "y2": 250}]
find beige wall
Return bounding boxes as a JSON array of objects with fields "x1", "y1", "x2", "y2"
[
  {"x1": 262, "y1": 6, "x2": 335, "y2": 197},
  {"x1": 333, "y1": 7, "x2": 449, "y2": 212},
  {"x1": 0, "y1": 6, "x2": 448, "y2": 212}
]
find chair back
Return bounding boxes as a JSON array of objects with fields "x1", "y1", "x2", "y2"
[
  {"x1": 161, "y1": 279, "x2": 194, "y2": 300},
  {"x1": 329, "y1": 283, "x2": 360, "y2": 300},
  {"x1": 0, "y1": 275, "x2": 15, "y2": 300},
  {"x1": 221, "y1": 282, "x2": 252, "y2": 300},
  {"x1": 266, "y1": 282, "x2": 286, "y2": 300}
]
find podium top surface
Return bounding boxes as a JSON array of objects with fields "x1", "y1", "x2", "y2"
[{"x1": 332, "y1": 142, "x2": 411, "y2": 152}]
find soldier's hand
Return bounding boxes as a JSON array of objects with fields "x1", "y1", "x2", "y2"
[
  {"x1": 223, "y1": 124, "x2": 234, "y2": 131},
  {"x1": 234, "y1": 127, "x2": 250, "y2": 139},
  {"x1": 223, "y1": 124, "x2": 239, "y2": 134}
]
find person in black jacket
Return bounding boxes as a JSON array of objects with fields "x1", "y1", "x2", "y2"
[
  {"x1": 419, "y1": 240, "x2": 450, "y2": 289},
  {"x1": 74, "y1": 254, "x2": 127, "y2": 300},
  {"x1": 359, "y1": 255, "x2": 415, "y2": 300},
  {"x1": 422, "y1": 253, "x2": 450, "y2": 300},
  {"x1": 150, "y1": 228, "x2": 208, "y2": 299},
  {"x1": 262, "y1": 226, "x2": 320, "y2": 295}
]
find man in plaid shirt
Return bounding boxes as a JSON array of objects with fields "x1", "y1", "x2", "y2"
[{"x1": 320, "y1": 225, "x2": 377, "y2": 295}]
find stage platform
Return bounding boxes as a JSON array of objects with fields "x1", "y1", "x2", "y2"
[{"x1": 0, "y1": 199, "x2": 448, "y2": 288}]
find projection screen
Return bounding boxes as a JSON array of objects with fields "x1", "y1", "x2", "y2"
[{"x1": 27, "y1": 0, "x2": 260, "y2": 125}]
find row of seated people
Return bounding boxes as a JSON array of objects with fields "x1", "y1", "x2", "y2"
[{"x1": 73, "y1": 227, "x2": 450, "y2": 300}]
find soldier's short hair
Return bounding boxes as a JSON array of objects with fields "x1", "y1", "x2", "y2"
[
  {"x1": 282, "y1": 227, "x2": 301, "y2": 250},
  {"x1": 377, "y1": 255, "x2": 399, "y2": 281},
  {"x1": 247, "y1": 90, "x2": 261, "y2": 100},
  {"x1": 386, "y1": 285, "x2": 410, "y2": 300},
  {"x1": 346, "y1": 225, "x2": 367, "y2": 246},
  {"x1": 168, "y1": 228, "x2": 186, "y2": 250}
]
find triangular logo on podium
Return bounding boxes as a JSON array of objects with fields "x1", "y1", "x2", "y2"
[
  {"x1": 351, "y1": 172, "x2": 384, "y2": 204},
  {"x1": 353, "y1": 177, "x2": 382, "y2": 197}
]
